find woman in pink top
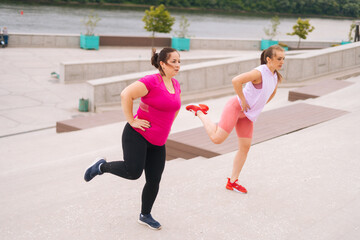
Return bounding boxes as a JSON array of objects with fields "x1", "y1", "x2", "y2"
[
  {"x1": 186, "y1": 45, "x2": 285, "y2": 194},
  {"x1": 84, "y1": 48, "x2": 181, "y2": 230}
]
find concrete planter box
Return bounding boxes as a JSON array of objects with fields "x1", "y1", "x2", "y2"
[
  {"x1": 261, "y1": 39, "x2": 279, "y2": 50},
  {"x1": 172, "y1": 37, "x2": 190, "y2": 51},
  {"x1": 80, "y1": 35, "x2": 99, "y2": 50}
]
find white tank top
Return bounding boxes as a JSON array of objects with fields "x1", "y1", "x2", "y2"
[{"x1": 237, "y1": 64, "x2": 278, "y2": 122}]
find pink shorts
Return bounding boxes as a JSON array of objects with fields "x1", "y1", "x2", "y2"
[{"x1": 218, "y1": 96, "x2": 253, "y2": 139}]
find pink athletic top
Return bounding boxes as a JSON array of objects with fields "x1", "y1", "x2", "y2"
[
  {"x1": 134, "y1": 74, "x2": 181, "y2": 146},
  {"x1": 237, "y1": 64, "x2": 278, "y2": 122}
]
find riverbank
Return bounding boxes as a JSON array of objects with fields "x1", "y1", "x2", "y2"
[
  {"x1": 1, "y1": 3, "x2": 355, "y2": 42},
  {"x1": 2, "y1": 0, "x2": 359, "y2": 19}
]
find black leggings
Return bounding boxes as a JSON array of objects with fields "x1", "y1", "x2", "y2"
[{"x1": 101, "y1": 123, "x2": 166, "y2": 215}]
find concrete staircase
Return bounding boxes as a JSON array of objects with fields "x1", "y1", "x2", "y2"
[{"x1": 1, "y1": 77, "x2": 360, "y2": 239}]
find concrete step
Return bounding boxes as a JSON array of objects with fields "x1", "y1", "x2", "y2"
[
  {"x1": 2, "y1": 107, "x2": 360, "y2": 239},
  {"x1": 1, "y1": 77, "x2": 359, "y2": 239}
]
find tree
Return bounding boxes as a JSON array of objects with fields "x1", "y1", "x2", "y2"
[
  {"x1": 348, "y1": 21, "x2": 356, "y2": 42},
  {"x1": 263, "y1": 15, "x2": 280, "y2": 40},
  {"x1": 287, "y1": 18, "x2": 315, "y2": 48},
  {"x1": 82, "y1": 10, "x2": 101, "y2": 36},
  {"x1": 174, "y1": 15, "x2": 191, "y2": 38},
  {"x1": 342, "y1": 3, "x2": 360, "y2": 18},
  {"x1": 142, "y1": 4, "x2": 175, "y2": 48}
]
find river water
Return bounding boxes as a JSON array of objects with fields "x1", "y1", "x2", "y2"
[{"x1": 0, "y1": 3, "x2": 356, "y2": 42}]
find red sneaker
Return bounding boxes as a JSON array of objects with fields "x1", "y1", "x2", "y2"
[
  {"x1": 226, "y1": 178, "x2": 247, "y2": 193},
  {"x1": 198, "y1": 104, "x2": 209, "y2": 112},
  {"x1": 185, "y1": 104, "x2": 209, "y2": 116}
]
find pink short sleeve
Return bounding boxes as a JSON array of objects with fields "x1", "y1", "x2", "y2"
[{"x1": 138, "y1": 74, "x2": 159, "y2": 91}]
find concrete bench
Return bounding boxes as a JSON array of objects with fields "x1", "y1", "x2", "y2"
[
  {"x1": 283, "y1": 42, "x2": 360, "y2": 83},
  {"x1": 288, "y1": 79, "x2": 354, "y2": 101},
  {"x1": 86, "y1": 56, "x2": 259, "y2": 111},
  {"x1": 165, "y1": 103, "x2": 348, "y2": 160},
  {"x1": 60, "y1": 56, "x2": 236, "y2": 84}
]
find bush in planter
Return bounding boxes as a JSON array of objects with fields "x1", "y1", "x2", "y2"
[
  {"x1": 80, "y1": 10, "x2": 101, "y2": 50},
  {"x1": 287, "y1": 18, "x2": 315, "y2": 49},
  {"x1": 142, "y1": 4, "x2": 175, "y2": 49},
  {"x1": 261, "y1": 15, "x2": 280, "y2": 50},
  {"x1": 172, "y1": 15, "x2": 191, "y2": 51},
  {"x1": 342, "y1": 21, "x2": 356, "y2": 44}
]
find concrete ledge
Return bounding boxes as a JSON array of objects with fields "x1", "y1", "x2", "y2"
[
  {"x1": 100, "y1": 35, "x2": 171, "y2": 47},
  {"x1": 7, "y1": 34, "x2": 170, "y2": 48},
  {"x1": 86, "y1": 56, "x2": 259, "y2": 111},
  {"x1": 190, "y1": 37, "x2": 261, "y2": 51},
  {"x1": 190, "y1": 37, "x2": 340, "y2": 50},
  {"x1": 60, "y1": 55, "x2": 235, "y2": 83},
  {"x1": 282, "y1": 42, "x2": 360, "y2": 82},
  {"x1": 8, "y1": 33, "x2": 80, "y2": 48},
  {"x1": 7, "y1": 33, "x2": 341, "y2": 50},
  {"x1": 280, "y1": 40, "x2": 340, "y2": 50}
]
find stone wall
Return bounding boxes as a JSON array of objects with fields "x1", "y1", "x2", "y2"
[
  {"x1": 8, "y1": 33, "x2": 340, "y2": 50},
  {"x1": 283, "y1": 41, "x2": 360, "y2": 82},
  {"x1": 60, "y1": 55, "x2": 237, "y2": 83},
  {"x1": 8, "y1": 33, "x2": 80, "y2": 48}
]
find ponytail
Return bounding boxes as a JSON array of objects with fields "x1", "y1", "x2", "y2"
[{"x1": 151, "y1": 48, "x2": 160, "y2": 69}]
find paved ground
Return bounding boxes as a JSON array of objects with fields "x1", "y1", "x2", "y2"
[{"x1": 1, "y1": 46, "x2": 359, "y2": 240}]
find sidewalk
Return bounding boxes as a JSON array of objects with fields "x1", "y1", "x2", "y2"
[
  {"x1": 1, "y1": 46, "x2": 359, "y2": 240},
  {"x1": 1, "y1": 76, "x2": 359, "y2": 239}
]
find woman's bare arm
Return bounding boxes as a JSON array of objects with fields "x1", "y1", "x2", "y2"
[{"x1": 121, "y1": 81, "x2": 150, "y2": 131}]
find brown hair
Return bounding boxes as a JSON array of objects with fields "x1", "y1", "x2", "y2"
[
  {"x1": 151, "y1": 47, "x2": 178, "y2": 76},
  {"x1": 260, "y1": 45, "x2": 284, "y2": 83}
]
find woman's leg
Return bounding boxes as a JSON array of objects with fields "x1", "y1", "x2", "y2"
[
  {"x1": 101, "y1": 123, "x2": 147, "y2": 179},
  {"x1": 197, "y1": 112, "x2": 229, "y2": 144},
  {"x1": 197, "y1": 96, "x2": 241, "y2": 144},
  {"x1": 230, "y1": 137, "x2": 252, "y2": 183},
  {"x1": 141, "y1": 144, "x2": 166, "y2": 214},
  {"x1": 230, "y1": 115, "x2": 253, "y2": 182}
]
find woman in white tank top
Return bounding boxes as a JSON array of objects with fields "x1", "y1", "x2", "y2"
[{"x1": 186, "y1": 45, "x2": 285, "y2": 193}]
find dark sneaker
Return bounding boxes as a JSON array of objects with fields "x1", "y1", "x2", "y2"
[
  {"x1": 84, "y1": 158, "x2": 106, "y2": 182},
  {"x1": 138, "y1": 213, "x2": 162, "y2": 230}
]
